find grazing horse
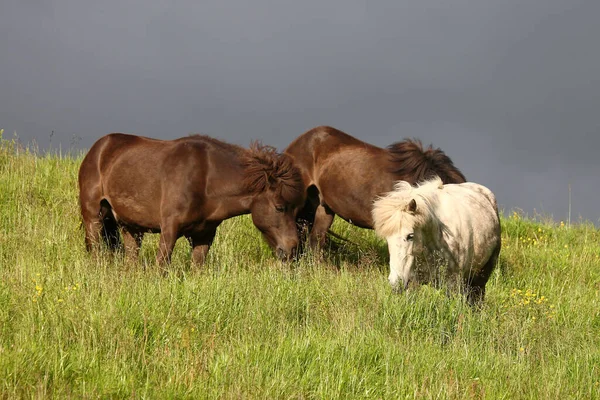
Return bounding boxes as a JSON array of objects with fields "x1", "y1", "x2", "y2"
[
  {"x1": 372, "y1": 177, "x2": 501, "y2": 304},
  {"x1": 78, "y1": 133, "x2": 305, "y2": 265},
  {"x1": 284, "y1": 126, "x2": 466, "y2": 250}
]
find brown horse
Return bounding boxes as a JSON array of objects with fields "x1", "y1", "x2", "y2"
[
  {"x1": 284, "y1": 126, "x2": 466, "y2": 250},
  {"x1": 79, "y1": 133, "x2": 305, "y2": 264}
]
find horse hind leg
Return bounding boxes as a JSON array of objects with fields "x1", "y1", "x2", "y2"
[
  {"x1": 465, "y1": 243, "x2": 501, "y2": 306},
  {"x1": 99, "y1": 199, "x2": 122, "y2": 252},
  {"x1": 80, "y1": 192, "x2": 104, "y2": 253},
  {"x1": 82, "y1": 213, "x2": 102, "y2": 253},
  {"x1": 465, "y1": 284, "x2": 485, "y2": 306},
  {"x1": 122, "y1": 228, "x2": 143, "y2": 262}
]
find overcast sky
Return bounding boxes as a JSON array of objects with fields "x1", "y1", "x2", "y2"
[{"x1": 1, "y1": 0, "x2": 599, "y2": 223}]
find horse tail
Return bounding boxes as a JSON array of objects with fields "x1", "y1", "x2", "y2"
[
  {"x1": 387, "y1": 139, "x2": 466, "y2": 184},
  {"x1": 99, "y1": 199, "x2": 121, "y2": 251},
  {"x1": 326, "y1": 229, "x2": 356, "y2": 245}
]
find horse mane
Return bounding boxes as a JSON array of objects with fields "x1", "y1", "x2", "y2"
[
  {"x1": 240, "y1": 141, "x2": 304, "y2": 205},
  {"x1": 387, "y1": 139, "x2": 466, "y2": 184},
  {"x1": 372, "y1": 177, "x2": 444, "y2": 238}
]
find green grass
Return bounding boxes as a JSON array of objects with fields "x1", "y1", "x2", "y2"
[{"x1": 1, "y1": 136, "x2": 600, "y2": 398}]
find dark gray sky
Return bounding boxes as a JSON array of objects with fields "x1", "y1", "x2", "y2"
[{"x1": 2, "y1": 0, "x2": 599, "y2": 223}]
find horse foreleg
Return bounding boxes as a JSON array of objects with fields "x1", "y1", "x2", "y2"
[
  {"x1": 296, "y1": 185, "x2": 320, "y2": 248},
  {"x1": 309, "y1": 203, "x2": 335, "y2": 251},
  {"x1": 188, "y1": 227, "x2": 218, "y2": 266}
]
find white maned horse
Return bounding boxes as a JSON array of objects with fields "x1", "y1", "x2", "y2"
[{"x1": 372, "y1": 177, "x2": 501, "y2": 304}]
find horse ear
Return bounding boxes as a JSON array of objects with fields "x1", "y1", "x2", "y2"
[{"x1": 406, "y1": 198, "x2": 417, "y2": 213}]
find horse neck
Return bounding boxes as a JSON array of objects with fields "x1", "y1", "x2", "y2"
[
  {"x1": 421, "y1": 219, "x2": 441, "y2": 248},
  {"x1": 415, "y1": 201, "x2": 445, "y2": 249},
  {"x1": 205, "y1": 160, "x2": 256, "y2": 220},
  {"x1": 205, "y1": 185, "x2": 255, "y2": 221}
]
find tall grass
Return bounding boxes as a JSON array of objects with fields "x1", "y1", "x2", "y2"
[{"x1": 1, "y1": 137, "x2": 599, "y2": 398}]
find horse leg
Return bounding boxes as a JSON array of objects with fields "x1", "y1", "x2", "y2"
[
  {"x1": 82, "y1": 211, "x2": 102, "y2": 254},
  {"x1": 465, "y1": 243, "x2": 501, "y2": 306},
  {"x1": 296, "y1": 185, "x2": 320, "y2": 248},
  {"x1": 188, "y1": 227, "x2": 218, "y2": 266},
  {"x1": 156, "y1": 220, "x2": 180, "y2": 265},
  {"x1": 309, "y1": 203, "x2": 335, "y2": 251},
  {"x1": 122, "y1": 228, "x2": 143, "y2": 262},
  {"x1": 98, "y1": 199, "x2": 121, "y2": 251},
  {"x1": 466, "y1": 285, "x2": 485, "y2": 306},
  {"x1": 80, "y1": 186, "x2": 104, "y2": 253},
  {"x1": 81, "y1": 197, "x2": 121, "y2": 253}
]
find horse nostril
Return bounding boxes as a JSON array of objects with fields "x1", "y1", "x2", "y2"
[
  {"x1": 276, "y1": 247, "x2": 287, "y2": 260},
  {"x1": 289, "y1": 245, "x2": 298, "y2": 258},
  {"x1": 391, "y1": 283, "x2": 404, "y2": 294},
  {"x1": 277, "y1": 246, "x2": 299, "y2": 261}
]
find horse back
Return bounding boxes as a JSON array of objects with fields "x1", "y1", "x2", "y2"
[
  {"x1": 80, "y1": 133, "x2": 184, "y2": 188},
  {"x1": 438, "y1": 183, "x2": 501, "y2": 269},
  {"x1": 284, "y1": 126, "x2": 383, "y2": 184},
  {"x1": 78, "y1": 134, "x2": 146, "y2": 206},
  {"x1": 79, "y1": 134, "x2": 229, "y2": 230},
  {"x1": 461, "y1": 182, "x2": 499, "y2": 215},
  {"x1": 442, "y1": 183, "x2": 499, "y2": 227}
]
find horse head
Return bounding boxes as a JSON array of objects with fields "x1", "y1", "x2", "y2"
[
  {"x1": 373, "y1": 179, "x2": 441, "y2": 290},
  {"x1": 242, "y1": 142, "x2": 306, "y2": 260}
]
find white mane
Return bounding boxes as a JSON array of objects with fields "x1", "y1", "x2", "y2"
[{"x1": 372, "y1": 176, "x2": 444, "y2": 238}]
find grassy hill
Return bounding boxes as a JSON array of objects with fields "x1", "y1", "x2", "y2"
[{"x1": 1, "y1": 136, "x2": 599, "y2": 398}]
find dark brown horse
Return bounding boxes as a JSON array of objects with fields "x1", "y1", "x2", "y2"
[
  {"x1": 284, "y1": 126, "x2": 466, "y2": 250},
  {"x1": 79, "y1": 133, "x2": 305, "y2": 264}
]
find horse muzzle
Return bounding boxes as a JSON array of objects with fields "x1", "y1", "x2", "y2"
[
  {"x1": 389, "y1": 278, "x2": 411, "y2": 294},
  {"x1": 275, "y1": 245, "x2": 298, "y2": 261}
]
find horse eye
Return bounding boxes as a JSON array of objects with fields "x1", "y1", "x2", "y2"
[
  {"x1": 406, "y1": 233, "x2": 414, "y2": 241},
  {"x1": 275, "y1": 205, "x2": 286, "y2": 213}
]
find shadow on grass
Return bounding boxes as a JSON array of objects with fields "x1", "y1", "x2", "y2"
[{"x1": 293, "y1": 228, "x2": 389, "y2": 275}]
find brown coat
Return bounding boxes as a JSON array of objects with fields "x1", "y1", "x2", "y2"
[
  {"x1": 284, "y1": 126, "x2": 466, "y2": 249},
  {"x1": 79, "y1": 133, "x2": 305, "y2": 264}
]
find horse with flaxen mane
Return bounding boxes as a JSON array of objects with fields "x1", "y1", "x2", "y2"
[
  {"x1": 372, "y1": 177, "x2": 501, "y2": 304},
  {"x1": 284, "y1": 126, "x2": 466, "y2": 250},
  {"x1": 79, "y1": 133, "x2": 305, "y2": 265}
]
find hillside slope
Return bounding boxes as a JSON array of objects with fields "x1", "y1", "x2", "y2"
[{"x1": 1, "y1": 138, "x2": 599, "y2": 398}]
